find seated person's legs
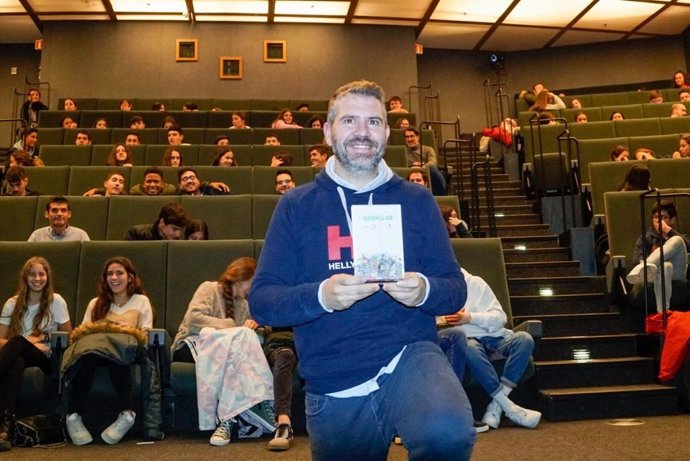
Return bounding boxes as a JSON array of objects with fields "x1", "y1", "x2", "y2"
[{"x1": 438, "y1": 326, "x2": 467, "y2": 382}]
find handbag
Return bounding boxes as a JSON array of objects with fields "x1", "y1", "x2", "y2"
[{"x1": 12, "y1": 413, "x2": 66, "y2": 448}]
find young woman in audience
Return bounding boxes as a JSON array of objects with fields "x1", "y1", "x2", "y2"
[
  {"x1": 64, "y1": 257, "x2": 154, "y2": 446},
  {"x1": 271, "y1": 109, "x2": 301, "y2": 129},
  {"x1": 439, "y1": 204, "x2": 471, "y2": 238},
  {"x1": 672, "y1": 134, "x2": 690, "y2": 159},
  {"x1": 185, "y1": 219, "x2": 209, "y2": 240},
  {"x1": 574, "y1": 112, "x2": 588, "y2": 124},
  {"x1": 93, "y1": 118, "x2": 109, "y2": 129},
  {"x1": 162, "y1": 146, "x2": 183, "y2": 167},
  {"x1": 60, "y1": 116, "x2": 78, "y2": 129},
  {"x1": 393, "y1": 117, "x2": 411, "y2": 129},
  {"x1": 0, "y1": 257, "x2": 71, "y2": 451},
  {"x1": 672, "y1": 70, "x2": 690, "y2": 89},
  {"x1": 212, "y1": 146, "x2": 237, "y2": 167},
  {"x1": 610, "y1": 111, "x2": 625, "y2": 121},
  {"x1": 306, "y1": 115, "x2": 324, "y2": 129},
  {"x1": 529, "y1": 89, "x2": 565, "y2": 112},
  {"x1": 229, "y1": 112, "x2": 250, "y2": 129},
  {"x1": 617, "y1": 164, "x2": 651, "y2": 191},
  {"x1": 106, "y1": 144, "x2": 134, "y2": 167},
  {"x1": 634, "y1": 148, "x2": 656, "y2": 160},
  {"x1": 119, "y1": 99, "x2": 133, "y2": 111},
  {"x1": 63, "y1": 98, "x2": 79, "y2": 111},
  {"x1": 171, "y1": 257, "x2": 275, "y2": 446},
  {"x1": 161, "y1": 116, "x2": 178, "y2": 130},
  {"x1": 570, "y1": 98, "x2": 583, "y2": 109},
  {"x1": 610, "y1": 145, "x2": 630, "y2": 162},
  {"x1": 270, "y1": 151, "x2": 293, "y2": 167}
]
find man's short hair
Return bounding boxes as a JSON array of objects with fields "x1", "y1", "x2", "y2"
[
  {"x1": 46, "y1": 195, "x2": 70, "y2": 211},
  {"x1": 651, "y1": 200, "x2": 677, "y2": 219},
  {"x1": 679, "y1": 89, "x2": 690, "y2": 98},
  {"x1": 407, "y1": 168, "x2": 428, "y2": 183},
  {"x1": 404, "y1": 127, "x2": 420, "y2": 136},
  {"x1": 159, "y1": 201, "x2": 189, "y2": 227},
  {"x1": 310, "y1": 144, "x2": 330, "y2": 156},
  {"x1": 214, "y1": 135, "x2": 230, "y2": 145},
  {"x1": 129, "y1": 115, "x2": 144, "y2": 125},
  {"x1": 126, "y1": 131, "x2": 140, "y2": 140},
  {"x1": 22, "y1": 127, "x2": 38, "y2": 139},
  {"x1": 327, "y1": 80, "x2": 386, "y2": 126},
  {"x1": 5, "y1": 166, "x2": 27, "y2": 184},
  {"x1": 177, "y1": 167, "x2": 197, "y2": 182},
  {"x1": 168, "y1": 126, "x2": 183, "y2": 135},
  {"x1": 104, "y1": 170, "x2": 124, "y2": 181},
  {"x1": 275, "y1": 169, "x2": 293, "y2": 183},
  {"x1": 143, "y1": 166, "x2": 164, "y2": 178}
]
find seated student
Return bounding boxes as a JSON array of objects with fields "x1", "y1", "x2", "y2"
[
  {"x1": 679, "y1": 89, "x2": 690, "y2": 103},
  {"x1": 407, "y1": 168, "x2": 428, "y2": 187},
  {"x1": 617, "y1": 164, "x2": 650, "y2": 191},
  {"x1": 529, "y1": 90, "x2": 566, "y2": 112},
  {"x1": 28, "y1": 196, "x2": 90, "y2": 242},
  {"x1": 672, "y1": 134, "x2": 690, "y2": 159},
  {"x1": 574, "y1": 112, "x2": 588, "y2": 124},
  {"x1": 649, "y1": 90, "x2": 664, "y2": 104},
  {"x1": 438, "y1": 269, "x2": 540, "y2": 430},
  {"x1": 393, "y1": 117, "x2": 411, "y2": 129},
  {"x1": 123, "y1": 201, "x2": 189, "y2": 241},
  {"x1": 83, "y1": 171, "x2": 126, "y2": 197},
  {"x1": 627, "y1": 200, "x2": 690, "y2": 312},
  {"x1": 130, "y1": 167, "x2": 177, "y2": 196},
  {"x1": 162, "y1": 146, "x2": 183, "y2": 167},
  {"x1": 124, "y1": 131, "x2": 141, "y2": 145},
  {"x1": 306, "y1": 115, "x2": 324, "y2": 129},
  {"x1": 610, "y1": 145, "x2": 630, "y2": 161},
  {"x1": 270, "y1": 151, "x2": 293, "y2": 167},
  {"x1": 106, "y1": 144, "x2": 134, "y2": 167},
  {"x1": 60, "y1": 116, "x2": 78, "y2": 129},
  {"x1": 230, "y1": 112, "x2": 250, "y2": 129},
  {"x1": 10, "y1": 127, "x2": 38, "y2": 158},
  {"x1": 634, "y1": 148, "x2": 655, "y2": 160},
  {"x1": 151, "y1": 102, "x2": 165, "y2": 111},
  {"x1": 177, "y1": 167, "x2": 231, "y2": 196},
  {"x1": 387, "y1": 95, "x2": 408, "y2": 113},
  {"x1": 93, "y1": 118, "x2": 109, "y2": 129},
  {"x1": 185, "y1": 219, "x2": 209, "y2": 240},
  {"x1": 20, "y1": 88, "x2": 47, "y2": 128},
  {"x1": 439, "y1": 204, "x2": 471, "y2": 238},
  {"x1": 518, "y1": 83, "x2": 544, "y2": 106},
  {"x1": 167, "y1": 126, "x2": 187, "y2": 146},
  {"x1": 271, "y1": 109, "x2": 301, "y2": 129},
  {"x1": 308, "y1": 144, "x2": 329, "y2": 168},
  {"x1": 63, "y1": 98, "x2": 78, "y2": 111},
  {"x1": 2, "y1": 166, "x2": 39, "y2": 196},
  {"x1": 295, "y1": 103, "x2": 310, "y2": 112},
  {"x1": 171, "y1": 257, "x2": 275, "y2": 446},
  {"x1": 570, "y1": 98, "x2": 583, "y2": 109},
  {"x1": 610, "y1": 111, "x2": 625, "y2": 121},
  {"x1": 64, "y1": 257, "x2": 155, "y2": 446},
  {"x1": 275, "y1": 170, "x2": 295, "y2": 195},
  {"x1": 161, "y1": 116, "x2": 177, "y2": 130},
  {"x1": 212, "y1": 146, "x2": 237, "y2": 167},
  {"x1": 129, "y1": 116, "x2": 145, "y2": 130},
  {"x1": 673, "y1": 70, "x2": 690, "y2": 89},
  {"x1": 119, "y1": 99, "x2": 133, "y2": 111},
  {"x1": 264, "y1": 134, "x2": 281, "y2": 146},
  {"x1": 182, "y1": 102, "x2": 198, "y2": 111},
  {"x1": 404, "y1": 127, "x2": 446, "y2": 195},
  {"x1": 214, "y1": 135, "x2": 230, "y2": 146},
  {"x1": 74, "y1": 130, "x2": 92, "y2": 146},
  {"x1": 0, "y1": 257, "x2": 72, "y2": 451},
  {"x1": 670, "y1": 103, "x2": 687, "y2": 118}
]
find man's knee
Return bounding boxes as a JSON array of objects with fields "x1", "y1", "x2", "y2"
[
  {"x1": 512, "y1": 331, "x2": 535, "y2": 352},
  {"x1": 406, "y1": 411, "x2": 475, "y2": 460}
]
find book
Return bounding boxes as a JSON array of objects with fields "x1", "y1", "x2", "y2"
[{"x1": 351, "y1": 204, "x2": 405, "y2": 282}]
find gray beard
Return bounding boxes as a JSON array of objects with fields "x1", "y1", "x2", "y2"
[{"x1": 333, "y1": 137, "x2": 385, "y2": 174}]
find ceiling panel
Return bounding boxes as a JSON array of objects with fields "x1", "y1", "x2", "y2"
[
  {"x1": 193, "y1": 1, "x2": 267, "y2": 14},
  {"x1": 431, "y1": 0, "x2": 513, "y2": 22},
  {"x1": 480, "y1": 24, "x2": 559, "y2": 51},
  {"x1": 552, "y1": 29, "x2": 627, "y2": 48},
  {"x1": 110, "y1": 0, "x2": 187, "y2": 13},
  {"x1": 638, "y1": 5, "x2": 690, "y2": 35},
  {"x1": 0, "y1": 0, "x2": 25, "y2": 14},
  {"x1": 355, "y1": 0, "x2": 429, "y2": 19},
  {"x1": 29, "y1": 0, "x2": 105, "y2": 12},
  {"x1": 275, "y1": 1, "x2": 349, "y2": 16},
  {"x1": 504, "y1": 0, "x2": 592, "y2": 27},
  {"x1": 574, "y1": 0, "x2": 665, "y2": 32},
  {"x1": 417, "y1": 23, "x2": 491, "y2": 50}
]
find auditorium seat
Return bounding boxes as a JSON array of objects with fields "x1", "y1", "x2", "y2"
[
  {"x1": 251, "y1": 194, "x2": 281, "y2": 239},
  {"x1": 0, "y1": 196, "x2": 39, "y2": 240},
  {"x1": 130, "y1": 166, "x2": 179, "y2": 191},
  {"x1": 578, "y1": 137, "x2": 628, "y2": 183},
  {"x1": 38, "y1": 111, "x2": 73, "y2": 128},
  {"x1": 647, "y1": 158, "x2": 690, "y2": 189},
  {"x1": 299, "y1": 128, "x2": 326, "y2": 146},
  {"x1": 589, "y1": 160, "x2": 646, "y2": 216},
  {"x1": 591, "y1": 92, "x2": 630, "y2": 106},
  {"x1": 37, "y1": 127, "x2": 65, "y2": 145},
  {"x1": 158, "y1": 127, "x2": 204, "y2": 144},
  {"x1": 110, "y1": 128, "x2": 160, "y2": 145},
  {"x1": 68, "y1": 166, "x2": 132, "y2": 196},
  {"x1": 106, "y1": 195, "x2": 178, "y2": 240},
  {"x1": 291, "y1": 111, "x2": 327, "y2": 127},
  {"x1": 39, "y1": 145, "x2": 91, "y2": 166},
  {"x1": 164, "y1": 110, "x2": 208, "y2": 128},
  {"x1": 249, "y1": 111, "x2": 279, "y2": 129},
  {"x1": 628, "y1": 134, "x2": 680, "y2": 159},
  {"x1": 660, "y1": 116, "x2": 690, "y2": 135},
  {"x1": 211, "y1": 99, "x2": 252, "y2": 111},
  {"x1": 36, "y1": 195, "x2": 109, "y2": 241},
  {"x1": 131, "y1": 99, "x2": 174, "y2": 112},
  {"x1": 180, "y1": 195, "x2": 252, "y2": 239},
  {"x1": 561, "y1": 107, "x2": 604, "y2": 123},
  {"x1": 92, "y1": 144, "x2": 146, "y2": 166},
  {"x1": 385, "y1": 145, "x2": 409, "y2": 167},
  {"x1": 25, "y1": 166, "x2": 70, "y2": 196},
  {"x1": 192, "y1": 165, "x2": 253, "y2": 195},
  {"x1": 250, "y1": 145, "x2": 306, "y2": 166},
  {"x1": 172, "y1": 99, "x2": 214, "y2": 111},
  {"x1": 197, "y1": 144, "x2": 252, "y2": 166},
  {"x1": 601, "y1": 104, "x2": 644, "y2": 120},
  {"x1": 250, "y1": 100, "x2": 287, "y2": 111},
  {"x1": 145, "y1": 144, "x2": 199, "y2": 166},
  {"x1": 81, "y1": 110, "x2": 123, "y2": 128},
  {"x1": 251, "y1": 127, "x2": 300, "y2": 145},
  {"x1": 642, "y1": 102, "x2": 675, "y2": 118},
  {"x1": 613, "y1": 118, "x2": 661, "y2": 137}
]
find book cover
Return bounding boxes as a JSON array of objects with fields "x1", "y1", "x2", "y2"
[{"x1": 351, "y1": 204, "x2": 405, "y2": 282}]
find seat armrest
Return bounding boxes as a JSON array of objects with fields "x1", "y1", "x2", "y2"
[
  {"x1": 50, "y1": 331, "x2": 69, "y2": 350},
  {"x1": 148, "y1": 328, "x2": 169, "y2": 348},
  {"x1": 513, "y1": 320, "x2": 542, "y2": 339}
]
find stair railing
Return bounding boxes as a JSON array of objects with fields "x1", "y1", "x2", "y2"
[{"x1": 420, "y1": 118, "x2": 461, "y2": 196}]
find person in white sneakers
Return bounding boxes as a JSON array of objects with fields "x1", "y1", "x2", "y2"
[
  {"x1": 438, "y1": 269, "x2": 540, "y2": 430},
  {"x1": 64, "y1": 257, "x2": 154, "y2": 445},
  {"x1": 627, "y1": 200, "x2": 690, "y2": 312}
]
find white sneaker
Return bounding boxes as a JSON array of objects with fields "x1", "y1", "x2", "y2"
[
  {"x1": 66, "y1": 412, "x2": 93, "y2": 446},
  {"x1": 482, "y1": 400, "x2": 503, "y2": 429},
  {"x1": 505, "y1": 404, "x2": 541, "y2": 429},
  {"x1": 626, "y1": 261, "x2": 657, "y2": 285},
  {"x1": 210, "y1": 419, "x2": 234, "y2": 446},
  {"x1": 101, "y1": 411, "x2": 135, "y2": 445}
]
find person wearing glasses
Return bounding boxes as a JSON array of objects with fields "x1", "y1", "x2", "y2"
[
  {"x1": 626, "y1": 200, "x2": 690, "y2": 312},
  {"x1": 177, "y1": 167, "x2": 231, "y2": 196},
  {"x1": 274, "y1": 170, "x2": 295, "y2": 195}
]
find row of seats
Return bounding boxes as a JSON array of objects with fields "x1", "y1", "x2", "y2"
[
  {"x1": 1, "y1": 186, "x2": 455, "y2": 242},
  {"x1": 55, "y1": 97, "x2": 330, "y2": 112},
  {"x1": 523, "y1": 121, "x2": 687, "y2": 163},
  {"x1": 38, "y1": 110, "x2": 417, "y2": 131},
  {"x1": 38, "y1": 144, "x2": 409, "y2": 168},
  {"x1": 589, "y1": 158, "x2": 690, "y2": 216},
  {"x1": 515, "y1": 88, "x2": 688, "y2": 113},
  {"x1": 35, "y1": 126, "x2": 433, "y2": 149}
]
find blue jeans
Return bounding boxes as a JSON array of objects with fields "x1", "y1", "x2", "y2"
[
  {"x1": 438, "y1": 326, "x2": 468, "y2": 382},
  {"x1": 305, "y1": 341, "x2": 475, "y2": 461},
  {"x1": 466, "y1": 332, "x2": 534, "y2": 396}
]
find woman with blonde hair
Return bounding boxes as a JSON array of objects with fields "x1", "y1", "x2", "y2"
[
  {"x1": 0, "y1": 257, "x2": 71, "y2": 451},
  {"x1": 529, "y1": 89, "x2": 566, "y2": 112},
  {"x1": 171, "y1": 257, "x2": 275, "y2": 446}
]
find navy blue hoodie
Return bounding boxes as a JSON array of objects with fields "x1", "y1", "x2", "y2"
[{"x1": 249, "y1": 160, "x2": 466, "y2": 394}]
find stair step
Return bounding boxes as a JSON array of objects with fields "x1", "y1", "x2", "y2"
[
  {"x1": 508, "y1": 276, "x2": 607, "y2": 295},
  {"x1": 539, "y1": 384, "x2": 678, "y2": 421},
  {"x1": 492, "y1": 195, "x2": 533, "y2": 205},
  {"x1": 480, "y1": 204, "x2": 534, "y2": 215},
  {"x1": 511, "y1": 293, "x2": 613, "y2": 315},
  {"x1": 534, "y1": 334, "x2": 640, "y2": 361},
  {"x1": 535, "y1": 356, "x2": 657, "y2": 389},
  {"x1": 513, "y1": 312, "x2": 638, "y2": 337},
  {"x1": 484, "y1": 214, "x2": 542, "y2": 225},
  {"x1": 496, "y1": 224, "x2": 553, "y2": 237},
  {"x1": 506, "y1": 261, "x2": 580, "y2": 277},
  {"x1": 502, "y1": 248, "x2": 570, "y2": 263},
  {"x1": 501, "y1": 235, "x2": 560, "y2": 249}
]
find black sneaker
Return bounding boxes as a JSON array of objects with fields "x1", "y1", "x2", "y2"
[
  {"x1": 242, "y1": 401, "x2": 276, "y2": 433},
  {"x1": 474, "y1": 420, "x2": 490, "y2": 433},
  {"x1": 267, "y1": 423, "x2": 294, "y2": 451},
  {"x1": 0, "y1": 411, "x2": 14, "y2": 451}
]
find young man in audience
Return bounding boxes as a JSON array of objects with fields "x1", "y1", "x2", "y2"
[
  {"x1": 407, "y1": 168, "x2": 429, "y2": 187},
  {"x1": 438, "y1": 269, "x2": 540, "y2": 431},
  {"x1": 404, "y1": 127, "x2": 446, "y2": 195},
  {"x1": 2, "y1": 166, "x2": 39, "y2": 196},
  {"x1": 214, "y1": 135, "x2": 230, "y2": 146},
  {"x1": 28, "y1": 196, "x2": 90, "y2": 242},
  {"x1": 123, "y1": 201, "x2": 189, "y2": 240},
  {"x1": 177, "y1": 167, "x2": 230, "y2": 196},
  {"x1": 167, "y1": 126, "x2": 186, "y2": 146},
  {"x1": 679, "y1": 89, "x2": 690, "y2": 103},
  {"x1": 627, "y1": 200, "x2": 690, "y2": 312},
  {"x1": 264, "y1": 135, "x2": 281, "y2": 146},
  {"x1": 83, "y1": 171, "x2": 126, "y2": 197},
  {"x1": 308, "y1": 144, "x2": 329, "y2": 168},
  {"x1": 124, "y1": 132, "x2": 141, "y2": 145},
  {"x1": 670, "y1": 103, "x2": 687, "y2": 118},
  {"x1": 130, "y1": 167, "x2": 177, "y2": 196},
  {"x1": 74, "y1": 130, "x2": 92, "y2": 146},
  {"x1": 275, "y1": 170, "x2": 295, "y2": 195},
  {"x1": 129, "y1": 116, "x2": 145, "y2": 129}
]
